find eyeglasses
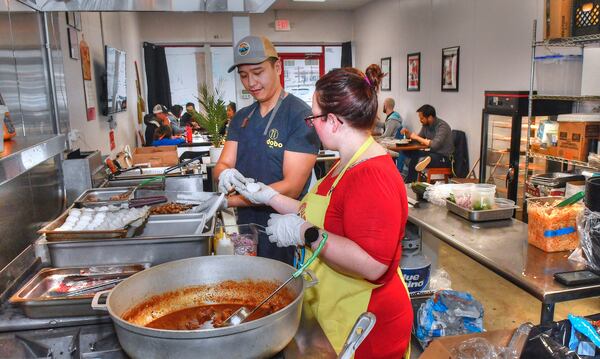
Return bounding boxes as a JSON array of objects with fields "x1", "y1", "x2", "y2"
[{"x1": 304, "y1": 113, "x2": 343, "y2": 127}]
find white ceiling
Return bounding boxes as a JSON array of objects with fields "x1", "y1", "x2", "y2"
[{"x1": 270, "y1": 0, "x2": 374, "y2": 11}]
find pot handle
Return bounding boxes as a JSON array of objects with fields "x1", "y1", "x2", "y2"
[
  {"x1": 91, "y1": 290, "x2": 112, "y2": 311},
  {"x1": 302, "y1": 269, "x2": 318, "y2": 288}
]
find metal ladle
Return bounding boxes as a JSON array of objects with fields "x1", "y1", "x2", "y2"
[{"x1": 222, "y1": 233, "x2": 328, "y2": 327}]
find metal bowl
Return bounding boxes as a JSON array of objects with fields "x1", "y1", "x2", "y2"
[{"x1": 92, "y1": 256, "x2": 316, "y2": 359}]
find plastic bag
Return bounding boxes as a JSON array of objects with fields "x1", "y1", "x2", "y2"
[
  {"x1": 568, "y1": 247, "x2": 588, "y2": 265},
  {"x1": 416, "y1": 290, "x2": 484, "y2": 346},
  {"x1": 429, "y1": 268, "x2": 452, "y2": 291},
  {"x1": 568, "y1": 314, "x2": 600, "y2": 355},
  {"x1": 423, "y1": 183, "x2": 459, "y2": 207},
  {"x1": 451, "y1": 337, "x2": 506, "y2": 359},
  {"x1": 522, "y1": 313, "x2": 600, "y2": 358},
  {"x1": 577, "y1": 208, "x2": 600, "y2": 271}
]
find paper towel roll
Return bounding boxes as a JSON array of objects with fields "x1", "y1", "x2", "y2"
[{"x1": 582, "y1": 47, "x2": 600, "y2": 96}]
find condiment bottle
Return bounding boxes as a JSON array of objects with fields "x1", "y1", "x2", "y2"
[{"x1": 216, "y1": 237, "x2": 234, "y2": 255}]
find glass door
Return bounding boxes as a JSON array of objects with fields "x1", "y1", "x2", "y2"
[{"x1": 279, "y1": 52, "x2": 324, "y2": 106}]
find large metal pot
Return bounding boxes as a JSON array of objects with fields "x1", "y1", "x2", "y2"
[{"x1": 92, "y1": 256, "x2": 316, "y2": 359}]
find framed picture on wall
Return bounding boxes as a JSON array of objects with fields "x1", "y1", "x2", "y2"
[
  {"x1": 441, "y1": 46, "x2": 460, "y2": 92},
  {"x1": 407, "y1": 52, "x2": 420, "y2": 91},
  {"x1": 67, "y1": 28, "x2": 79, "y2": 60},
  {"x1": 380, "y1": 57, "x2": 391, "y2": 91}
]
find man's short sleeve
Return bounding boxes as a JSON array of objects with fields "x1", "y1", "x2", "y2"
[{"x1": 286, "y1": 100, "x2": 320, "y2": 154}]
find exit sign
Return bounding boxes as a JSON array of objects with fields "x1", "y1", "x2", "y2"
[{"x1": 275, "y1": 19, "x2": 291, "y2": 32}]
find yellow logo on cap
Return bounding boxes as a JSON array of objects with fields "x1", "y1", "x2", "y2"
[{"x1": 238, "y1": 42, "x2": 250, "y2": 56}]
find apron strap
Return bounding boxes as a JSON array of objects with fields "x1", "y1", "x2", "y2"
[
  {"x1": 241, "y1": 90, "x2": 285, "y2": 135},
  {"x1": 262, "y1": 90, "x2": 286, "y2": 136}
]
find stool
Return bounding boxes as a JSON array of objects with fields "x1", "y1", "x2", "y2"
[{"x1": 419, "y1": 167, "x2": 452, "y2": 183}]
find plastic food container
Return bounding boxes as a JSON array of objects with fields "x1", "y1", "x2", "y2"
[
  {"x1": 471, "y1": 184, "x2": 496, "y2": 211},
  {"x1": 450, "y1": 184, "x2": 475, "y2": 209},
  {"x1": 535, "y1": 55, "x2": 583, "y2": 96},
  {"x1": 221, "y1": 223, "x2": 260, "y2": 256},
  {"x1": 527, "y1": 197, "x2": 583, "y2": 252}
]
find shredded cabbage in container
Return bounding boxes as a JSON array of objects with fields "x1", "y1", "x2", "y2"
[{"x1": 527, "y1": 199, "x2": 583, "y2": 252}]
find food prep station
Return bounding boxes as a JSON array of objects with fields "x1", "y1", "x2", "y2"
[{"x1": 0, "y1": 166, "x2": 339, "y2": 359}]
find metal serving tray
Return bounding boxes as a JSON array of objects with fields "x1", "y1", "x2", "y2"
[
  {"x1": 104, "y1": 175, "x2": 205, "y2": 192},
  {"x1": 9, "y1": 264, "x2": 146, "y2": 318},
  {"x1": 73, "y1": 187, "x2": 134, "y2": 207},
  {"x1": 530, "y1": 173, "x2": 585, "y2": 188},
  {"x1": 446, "y1": 198, "x2": 518, "y2": 222},
  {"x1": 41, "y1": 216, "x2": 215, "y2": 268},
  {"x1": 38, "y1": 207, "x2": 146, "y2": 242}
]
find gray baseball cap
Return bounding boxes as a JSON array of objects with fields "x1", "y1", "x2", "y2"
[{"x1": 228, "y1": 35, "x2": 279, "y2": 73}]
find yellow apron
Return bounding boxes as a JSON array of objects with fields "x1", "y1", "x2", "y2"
[{"x1": 299, "y1": 136, "x2": 410, "y2": 358}]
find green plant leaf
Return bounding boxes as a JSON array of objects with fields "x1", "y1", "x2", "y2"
[{"x1": 195, "y1": 84, "x2": 228, "y2": 147}]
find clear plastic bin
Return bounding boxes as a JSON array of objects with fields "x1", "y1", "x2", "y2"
[
  {"x1": 535, "y1": 55, "x2": 583, "y2": 96},
  {"x1": 526, "y1": 197, "x2": 583, "y2": 252},
  {"x1": 471, "y1": 184, "x2": 496, "y2": 211},
  {"x1": 220, "y1": 223, "x2": 261, "y2": 256},
  {"x1": 450, "y1": 184, "x2": 475, "y2": 209}
]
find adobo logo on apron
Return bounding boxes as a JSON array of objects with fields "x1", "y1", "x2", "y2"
[{"x1": 266, "y1": 128, "x2": 283, "y2": 148}]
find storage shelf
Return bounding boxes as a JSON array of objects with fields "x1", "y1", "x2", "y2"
[
  {"x1": 0, "y1": 134, "x2": 66, "y2": 186},
  {"x1": 535, "y1": 33, "x2": 600, "y2": 47},
  {"x1": 527, "y1": 151, "x2": 600, "y2": 170},
  {"x1": 531, "y1": 95, "x2": 600, "y2": 102}
]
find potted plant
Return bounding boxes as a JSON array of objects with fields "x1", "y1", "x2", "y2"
[{"x1": 195, "y1": 84, "x2": 228, "y2": 163}]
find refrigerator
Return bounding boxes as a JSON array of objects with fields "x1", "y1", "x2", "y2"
[{"x1": 479, "y1": 91, "x2": 572, "y2": 217}]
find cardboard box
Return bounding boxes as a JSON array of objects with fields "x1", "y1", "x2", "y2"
[
  {"x1": 557, "y1": 121, "x2": 600, "y2": 161},
  {"x1": 420, "y1": 329, "x2": 515, "y2": 359},
  {"x1": 545, "y1": 0, "x2": 573, "y2": 39},
  {"x1": 132, "y1": 146, "x2": 179, "y2": 167}
]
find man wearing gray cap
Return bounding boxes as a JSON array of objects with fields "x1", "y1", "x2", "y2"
[{"x1": 214, "y1": 35, "x2": 320, "y2": 265}]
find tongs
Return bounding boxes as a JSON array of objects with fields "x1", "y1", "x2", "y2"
[
  {"x1": 163, "y1": 154, "x2": 204, "y2": 177},
  {"x1": 63, "y1": 278, "x2": 126, "y2": 297}
]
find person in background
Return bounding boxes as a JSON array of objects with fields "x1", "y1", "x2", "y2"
[
  {"x1": 152, "y1": 125, "x2": 185, "y2": 146},
  {"x1": 401, "y1": 104, "x2": 454, "y2": 182},
  {"x1": 143, "y1": 112, "x2": 161, "y2": 146},
  {"x1": 168, "y1": 104, "x2": 185, "y2": 135},
  {"x1": 221, "y1": 102, "x2": 236, "y2": 136},
  {"x1": 180, "y1": 102, "x2": 200, "y2": 130},
  {"x1": 381, "y1": 98, "x2": 403, "y2": 138},
  {"x1": 152, "y1": 104, "x2": 170, "y2": 127},
  {"x1": 214, "y1": 35, "x2": 320, "y2": 265},
  {"x1": 234, "y1": 65, "x2": 412, "y2": 358}
]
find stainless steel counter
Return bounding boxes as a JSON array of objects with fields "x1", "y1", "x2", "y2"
[{"x1": 408, "y1": 196, "x2": 600, "y2": 324}]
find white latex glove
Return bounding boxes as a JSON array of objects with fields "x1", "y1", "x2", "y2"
[
  {"x1": 218, "y1": 168, "x2": 253, "y2": 194},
  {"x1": 265, "y1": 213, "x2": 305, "y2": 247},
  {"x1": 236, "y1": 182, "x2": 279, "y2": 205}
]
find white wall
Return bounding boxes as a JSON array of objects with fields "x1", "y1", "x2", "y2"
[
  {"x1": 60, "y1": 12, "x2": 143, "y2": 156},
  {"x1": 136, "y1": 10, "x2": 353, "y2": 44},
  {"x1": 353, "y1": 0, "x2": 545, "y2": 171}
]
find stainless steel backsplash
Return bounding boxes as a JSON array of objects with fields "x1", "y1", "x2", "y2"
[{"x1": 0, "y1": 2, "x2": 69, "y2": 286}]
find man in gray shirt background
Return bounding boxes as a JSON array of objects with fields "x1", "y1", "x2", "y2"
[{"x1": 400, "y1": 104, "x2": 454, "y2": 182}]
